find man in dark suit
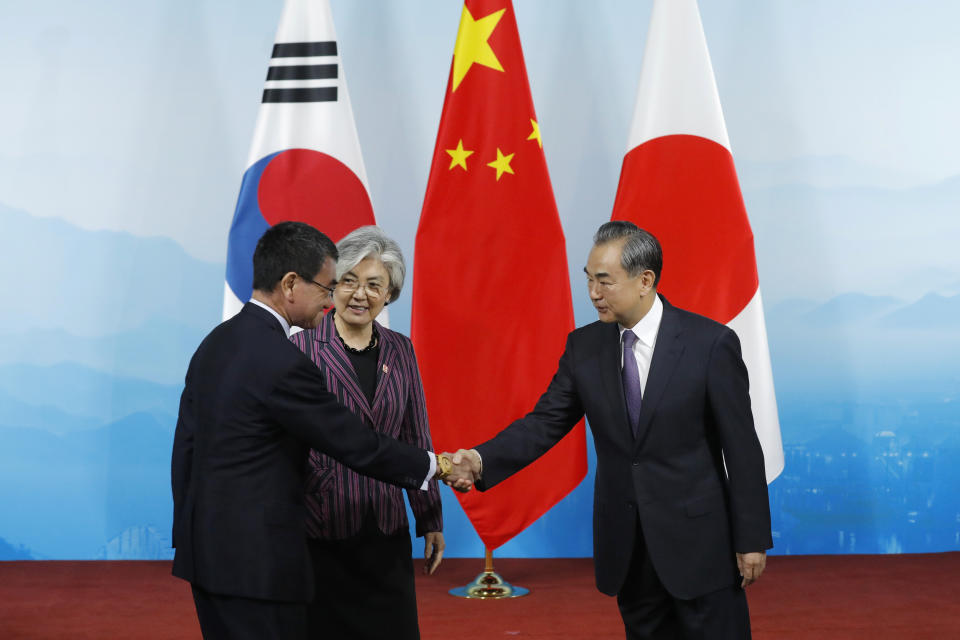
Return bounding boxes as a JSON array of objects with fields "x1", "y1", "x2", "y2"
[
  {"x1": 451, "y1": 221, "x2": 772, "y2": 639},
  {"x1": 171, "y1": 222, "x2": 464, "y2": 639}
]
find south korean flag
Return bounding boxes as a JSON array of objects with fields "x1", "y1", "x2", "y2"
[{"x1": 224, "y1": 0, "x2": 377, "y2": 321}]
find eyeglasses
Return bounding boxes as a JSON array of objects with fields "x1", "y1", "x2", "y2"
[
  {"x1": 337, "y1": 277, "x2": 386, "y2": 301},
  {"x1": 302, "y1": 276, "x2": 336, "y2": 296}
]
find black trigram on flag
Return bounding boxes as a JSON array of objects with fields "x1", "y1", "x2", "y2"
[{"x1": 262, "y1": 41, "x2": 338, "y2": 103}]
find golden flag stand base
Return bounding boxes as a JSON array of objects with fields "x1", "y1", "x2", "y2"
[{"x1": 449, "y1": 548, "x2": 530, "y2": 599}]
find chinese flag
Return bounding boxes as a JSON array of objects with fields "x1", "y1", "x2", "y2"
[
  {"x1": 411, "y1": 0, "x2": 587, "y2": 550},
  {"x1": 611, "y1": 0, "x2": 783, "y2": 482}
]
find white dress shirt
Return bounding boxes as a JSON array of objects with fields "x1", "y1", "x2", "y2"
[
  {"x1": 248, "y1": 298, "x2": 436, "y2": 488},
  {"x1": 250, "y1": 298, "x2": 292, "y2": 337},
  {"x1": 619, "y1": 294, "x2": 664, "y2": 397}
]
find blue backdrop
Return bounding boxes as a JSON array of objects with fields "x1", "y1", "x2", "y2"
[{"x1": 0, "y1": 0, "x2": 958, "y2": 560}]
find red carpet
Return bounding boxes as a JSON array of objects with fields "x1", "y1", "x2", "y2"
[{"x1": 0, "y1": 554, "x2": 956, "y2": 638}]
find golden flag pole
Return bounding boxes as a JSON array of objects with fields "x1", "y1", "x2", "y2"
[{"x1": 449, "y1": 547, "x2": 529, "y2": 598}]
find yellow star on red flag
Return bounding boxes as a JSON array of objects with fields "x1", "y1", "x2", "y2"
[
  {"x1": 487, "y1": 147, "x2": 515, "y2": 180},
  {"x1": 451, "y1": 7, "x2": 506, "y2": 92},
  {"x1": 527, "y1": 119, "x2": 542, "y2": 148},
  {"x1": 446, "y1": 139, "x2": 474, "y2": 171}
]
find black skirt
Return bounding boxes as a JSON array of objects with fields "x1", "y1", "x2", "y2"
[{"x1": 306, "y1": 518, "x2": 420, "y2": 640}]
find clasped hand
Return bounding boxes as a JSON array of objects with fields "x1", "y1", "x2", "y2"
[{"x1": 439, "y1": 449, "x2": 481, "y2": 492}]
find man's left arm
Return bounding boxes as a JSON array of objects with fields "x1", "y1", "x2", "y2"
[
  {"x1": 706, "y1": 328, "x2": 773, "y2": 558},
  {"x1": 170, "y1": 376, "x2": 196, "y2": 548}
]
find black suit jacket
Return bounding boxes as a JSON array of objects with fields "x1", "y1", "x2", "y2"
[
  {"x1": 171, "y1": 303, "x2": 429, "y2": 603},
  {"x1": 475, "y1": 296, "x2": 772, "y2": 599}
]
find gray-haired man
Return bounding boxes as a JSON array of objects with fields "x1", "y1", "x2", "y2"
[{"x1": 451, "y1": 221, "x2": 772, "y2": 639}]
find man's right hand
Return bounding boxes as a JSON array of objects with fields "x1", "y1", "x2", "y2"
[{"x1": 440, "y1": 449, "x2": 482, "y2": 492}]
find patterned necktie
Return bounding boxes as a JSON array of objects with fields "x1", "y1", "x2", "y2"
[{"x1": 621, "y1": 331, "x2": 643, "y2": 437}]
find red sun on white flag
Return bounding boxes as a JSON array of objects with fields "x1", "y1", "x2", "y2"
[{"x1": 612, "y1": 0, "x2": 784, "y2": 482}]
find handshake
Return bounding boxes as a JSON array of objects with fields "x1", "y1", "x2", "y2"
[{"x1": 436, "y1": 449, "x2": 482, "y2": 492}]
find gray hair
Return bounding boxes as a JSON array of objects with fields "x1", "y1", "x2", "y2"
[
  {"x1": 335, "y1": 225, "x2": 406, "y2": 303},
  {"x1": 593, "y1": 221, "x2": 662, "y2": 285}
]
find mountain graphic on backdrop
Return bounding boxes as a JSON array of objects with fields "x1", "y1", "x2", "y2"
[
  {"x1": 0, "y1": 203, "x2": 223, "y2": 340},
  {"x1": 879, "y1": 293, "x2": 960, "y2": 329},
  {"x1": 0, "y1": 362, "x2": 181, "y2": 430},
  {"x1": 0, "y1": 203, "x2": 226, "y2": 558},
  {"x1": 741, "y1": 171, "x2": 960, "y2": 306},
  {"x1": 799, "y1": 293, "x2": 902, "y2": 326},
  {"x1": 0, "y1": 412, "x2": 178, "y2": 559},
  {"x1": 0, "y1": 535, "x2": 33, "y2": 560}
]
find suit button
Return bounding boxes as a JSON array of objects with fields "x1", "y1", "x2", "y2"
[
  {"x1": 632, "y1": 461, "x2": 640, "y2": 466},
  {"x1": 626, "y1": 503, "x2": 634, "y2": 509}
]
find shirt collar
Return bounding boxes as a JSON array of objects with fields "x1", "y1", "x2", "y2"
[
  {"x1": 619, "y1": 294, "x2": 663, "y2": 348},
  {"x1": 250, "y1": 299, "x2": 292, "y2": 337}
]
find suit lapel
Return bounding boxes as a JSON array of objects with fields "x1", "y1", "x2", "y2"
[
  {"x1": 633, "y1": 296, "x2": 685, "y2": 449},
  {"x1": 372, "y1": 322, "x2": 399, "y2": 419},
  {"x1": 315, "y1": 313, "x2": 374, "y2": 422},
  {"x1": 598, "y1": 321, "x2": 635, "y2": 444}
]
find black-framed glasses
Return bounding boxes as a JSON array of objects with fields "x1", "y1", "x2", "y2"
[{"x1": 301, "y1": 275, "x2": 336, "y2": 295}]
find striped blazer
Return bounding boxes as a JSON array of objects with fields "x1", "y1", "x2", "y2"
[{"x1": 290, "y1": 312, "x2": 443, "y2": 540}]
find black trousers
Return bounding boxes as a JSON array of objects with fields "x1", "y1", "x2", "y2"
[
  {"x1": 306, "y1": 518, "x2": 420, "y2": 640},
  {"x1": 617, "y1": 524, "x2": 751, "y2": 640},
  {"x1": 191, "y1": 585, "x2": 306, "y2": 640}
]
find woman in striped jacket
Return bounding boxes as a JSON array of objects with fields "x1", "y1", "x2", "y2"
[{"x1": 291, "y1": 225, "x2": 443, "y2": 640}]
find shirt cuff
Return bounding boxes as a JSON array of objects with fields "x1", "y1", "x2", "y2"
[
  {"x1": 421, "y1": 451, "x2": 437, "y2": 491},
  {"x1": 471, "y1": 448, "x2": 483, "y2": 478}
]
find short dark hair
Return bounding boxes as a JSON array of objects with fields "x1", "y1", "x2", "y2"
[
  {"x1": 593, "y1": 221, "x2": 663, "y2": 285},
  {"x1": 252, "y1": 222, "x2": 338, "y2": 292}
]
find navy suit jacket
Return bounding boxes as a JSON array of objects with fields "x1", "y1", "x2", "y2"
[
  {"x1": 291, "y1": 312, "x2": 442, "y2": 540},
  {"x1": 475, "y1": 296, "x2": 772, "y2": 599},
  {"x1": 171, "y1": 303, "x2": 429, "y2": 603}
]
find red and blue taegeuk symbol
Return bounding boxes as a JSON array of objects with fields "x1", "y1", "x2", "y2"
[{"x1": 225, "y1": 148, "x2": 375, "y2": 302}]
